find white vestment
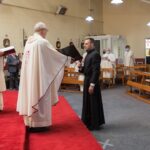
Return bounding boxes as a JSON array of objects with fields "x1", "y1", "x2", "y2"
[
  {"x1": 124, "y1": 50, "x2": 134, "y2": 75},
  {"x1": 101, "y1": 53, "x2": 116, "y2": 78},
  {"x1": 0, "y1": 57, "x2": 6, "y2": 110},
  {"x1": 17, "y1": 33, "x2": 70, "y2": 127},
  {"x1": 78, "y1": 53, "x2": 87, "y2": 92}
]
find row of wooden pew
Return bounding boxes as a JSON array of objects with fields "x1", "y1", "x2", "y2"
[
  {"x1": 127, "y1": 70, "x2": 150, "y2": 103},
  {"x1": 99, "y1": 64, "x2": 146, "y2": 88},
  {"x1": 61, "y1": 64, "x2": 150, "y2": 103},
  {"x1": 61, "y1": 64, "x2": 148, "y2": 91},
  {"x1": 61, "y1": 67, "x2": 83, "y2": 92}
]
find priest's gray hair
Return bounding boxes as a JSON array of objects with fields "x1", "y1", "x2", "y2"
[{"x1": 34, "y1": 22, "x2": 48, "y2": 32}]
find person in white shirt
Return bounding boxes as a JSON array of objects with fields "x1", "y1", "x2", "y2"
[
  {"x1": 101, "y1": 48, "x2": 116, "y2": 78},
  {"x1": 124, "y1": 45, "x2": 135, "y2": 75},
  {"x1": 69, "y1": 60, "x2": 80, "y2": 72}
]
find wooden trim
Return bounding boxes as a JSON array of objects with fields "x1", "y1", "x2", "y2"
[{"x1": 127, "y1": 92, "x2": 150, "y2": 104}]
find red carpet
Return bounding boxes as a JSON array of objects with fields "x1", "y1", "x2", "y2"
[
  {"x1": 29, "y1": 96, "x2": 103, "y2": 150},
  {"x1": 0, "y1": 91, "x2": 25, "y2": 150},
  {"x1": 0, "y1": 92, "x2": 103, "y2": 150}
]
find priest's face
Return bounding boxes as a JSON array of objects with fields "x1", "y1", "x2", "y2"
[
  {"x1": 39, "y1": 29, "x2": 48, "y2": 38},
  {"x1": 84, "y1": 39, "x2": 94, "y2": 51}
]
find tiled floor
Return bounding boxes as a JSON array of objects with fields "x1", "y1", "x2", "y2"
[{"x1": 59, "y1": 87, "x2": 150, "y2": 150}]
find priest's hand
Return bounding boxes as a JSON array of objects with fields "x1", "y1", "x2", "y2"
[
  {"x1": 88, "y1": 85, "x2": 94, "y2": 95},
  {"x1": 71, "y1": 58, "x2": 75, "y2": 64},
  {"x1": 77, "y1": 62, "x2": 82, "y2": 67}
]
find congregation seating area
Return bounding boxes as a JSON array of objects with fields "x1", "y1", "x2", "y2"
[
  {"x1": 61, "y1": 67, "x2": 84, "y2": 92},
  {"x1": 61, "y1": 64, "x2": 150, "y2": 102},
  {"x1": 127, "y1": 70, "x2": 150, "y2": 103},
  {"x1": 100, "y1": 68, "x2": 115, "y2": 88}
]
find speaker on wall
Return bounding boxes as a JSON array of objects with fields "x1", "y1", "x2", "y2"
[
  {"x1": 0, "y1": 0, "x2": 4, "y2": 3},
  {"x1": 56, "y1": 5, "x2": 67, "y2": 15}
]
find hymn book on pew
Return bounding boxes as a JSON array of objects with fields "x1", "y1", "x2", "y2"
[
  {"x1": 59, "y1": 45, "x2": 82, "y2": 61},
  {"x1": 0, "y1": 46, "x2": 16, "y2": 56}
]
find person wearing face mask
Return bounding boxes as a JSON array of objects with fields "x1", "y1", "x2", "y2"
[
  {"x1": 101, "y1": 48, "x2": 116, "y2": 79},
  {"x1": 124, "y1": 45, "x2": 135, "y2": 75},
  {"x1": 101, "y1": 49, "x2": 108, "y2": 70}
]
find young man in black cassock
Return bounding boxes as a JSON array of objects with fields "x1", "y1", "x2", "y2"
[{"x1": 79, "y1": 38, "x2": 105, "y2": 130}]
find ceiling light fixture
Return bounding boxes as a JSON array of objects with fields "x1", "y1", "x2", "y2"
[
  {"x1": 85, "y1": 0, "x2": 94, "y2": 23},
  {"x1": 111, "y1": 0, "x2": 124, "y2": 5},
  {"x1": 85, "y1": 16, "x2": 94, "y2": 22},
  {"x1": 147, "y1": 22, "x2": 150, "y2": 27}
]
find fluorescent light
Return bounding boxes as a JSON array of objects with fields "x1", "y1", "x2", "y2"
[
  {"x1": 111, "y1": 0, "x2": 123, "y2": 5},
  {"x1": 147, "y1": 22, "x2": 150, "y2": 26},
  {"x1": 85, "y1": 0, "x2": 94, "y2": 23},
  {"x1": 85, "y1": 16, "x2": 94, "y2": 22},
  {"x1": 147, "y1": 22, "x2": 150, "y2": 27}
]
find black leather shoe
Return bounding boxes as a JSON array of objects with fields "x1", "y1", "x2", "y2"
[
  {"x1": 88, "y1": 126, "x2": 100, "y2": 131},
  {"x1": 29, "y1": 127, "x2": 50, "y2": 133}
]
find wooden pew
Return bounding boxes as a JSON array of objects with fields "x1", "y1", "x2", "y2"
[
  {"x1": 129, "y1": 70, "x2": 150, "y2": 84},
  {"x1": 127, "y1": 73, "x2": 150, "y2": 103},
  {"x1": 145, "y1": 79, "x2": 150, "y2": 85},
  {"x1": 61, "y1": 67, "x2": 84, "y2": 92},
  {"x1": 133, "y1": 65, "x2": 147, "y2": 71},
  {"x1": 101, "y1": 68, "x2": 115, "y2": 88},
  {"x1": 127, "y1": 80, "x2": 150, "y2": 93},
  {"x1": 116, "y1": 64, "x2": 125, "y2": 85},
  {"x1": 123, "y1": 65, "x2": 146, "y2": 84},
  {"x1": 126, "y1": 65, "x2": 146, "y2": 72},
  {"x1": 62, "y1": 72, "x2": 83, "y2": 85}
]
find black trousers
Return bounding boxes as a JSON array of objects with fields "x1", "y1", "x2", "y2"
[{"x1": 9, "y1": 72, "x2": 19, "y2": 90}]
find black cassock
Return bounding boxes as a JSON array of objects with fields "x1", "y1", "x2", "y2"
[{"x1": 79, "y1": 49, "x2": 105, "y2": 130}]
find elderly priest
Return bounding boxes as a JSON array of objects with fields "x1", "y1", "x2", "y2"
[{"x1": 17, "y1": 22, "x2": 71, "y2": 132}]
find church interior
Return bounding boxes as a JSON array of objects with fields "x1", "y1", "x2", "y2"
[{"x1": 0, "y1": 0, "x2": 150, "y2": 150}]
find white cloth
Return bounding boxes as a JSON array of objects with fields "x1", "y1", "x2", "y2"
[
  {"x1": 17, "y1": 33, "x2": 70, "y2": 127},
  {"x1": 101, "y1": 52, "x2": 116, "y2": 78},
  {"x1": 0, "y1": 57, "x2": 6, "y2": 92},
  {"x1": 0, "y1": 57, "x2": 6, "y2": 111},
  {"x1": 124, "y1": 50, "x2": 134, "y2": 66},
  {"x1": 0, "y1": 93, "x2": 4, "y2": 110},
  {"x1": 124, "y1": 50, "x2": 134, "y2": 75},
  {"x1": 101, "y1": 53, "x2": 108, "y2": 68}
]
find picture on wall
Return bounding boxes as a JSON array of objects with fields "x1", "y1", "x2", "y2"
[{"x1": 145, "y1": 38, "x2": 150, "y2": 64}]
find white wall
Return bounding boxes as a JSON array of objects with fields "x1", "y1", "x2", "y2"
[
  {"x1": 0, "y1": 0, "x2": 103, "y2": 53},
  {"x1": 103, "y1": 0, "x2": 150, "y2": 58}
]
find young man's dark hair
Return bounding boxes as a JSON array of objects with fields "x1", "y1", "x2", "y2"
[
  {"x1": 85, "y1": 38, "x2": 95, "y2": 44},
  {"x1": 125, "y1": 45, "x2": 130, "y2": 49}
]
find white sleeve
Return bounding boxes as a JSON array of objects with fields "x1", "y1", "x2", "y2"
[{"x1": 109, "y1": 54, "x2": 116, "y2": 62}]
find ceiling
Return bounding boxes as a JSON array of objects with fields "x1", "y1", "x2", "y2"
[{"x1": 141, "y1": 0, "x2": 150, "y2": 4}]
